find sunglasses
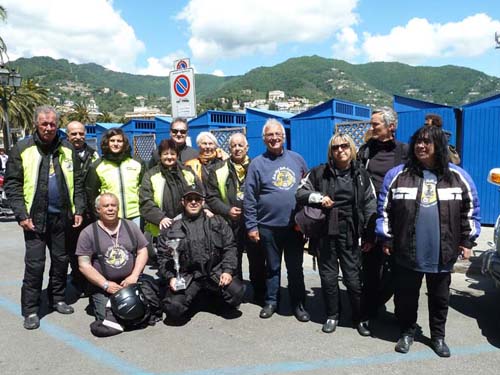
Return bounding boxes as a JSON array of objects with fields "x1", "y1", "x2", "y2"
[
  {"x1": 171, "y1": 129, "x2": 187, "y2": 135},
  {"x1": 332, "y1": 143, "x2": 349, "y2": 151},
  {"x1": 184, "y1": 195, "x2": 203, "y2": 203}
]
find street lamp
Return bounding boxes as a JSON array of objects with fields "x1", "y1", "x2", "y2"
[{"x1": 0, "y1": 66, "x2": 22, "y2": 152}]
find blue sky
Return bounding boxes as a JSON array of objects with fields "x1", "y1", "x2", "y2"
[{"x1": 1, "y1": 0, "x2": 500, "y2": 78}]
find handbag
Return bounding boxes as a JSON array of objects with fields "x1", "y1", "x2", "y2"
[{"x1": 294, "y1": 205, "x2": 326, "y2": 238}]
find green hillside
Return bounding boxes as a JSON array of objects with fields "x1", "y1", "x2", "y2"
[{"x1": 10, "y1": 55, "x2": 500, "y2": 114}]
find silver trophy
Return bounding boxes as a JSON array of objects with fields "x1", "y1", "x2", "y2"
[{"x1": 166, "y1": 238, "x2": 186, "y2": 290}]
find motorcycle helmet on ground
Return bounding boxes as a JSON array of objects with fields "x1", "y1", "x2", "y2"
[{"x1": 109, "y1": 284, "x2": 150, "y2": 325}]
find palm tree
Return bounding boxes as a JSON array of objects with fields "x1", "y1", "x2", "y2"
[
  {"x1": 97, "y1": 111, "x2": 113, "y2": 123},
  {"x1": 0, "y1": 79, "x2": 50, "y2": 135},
  {"x1": 67, "y1": 102, "x2": 92, "y2": 124},
  {"x1": 0, "y1": 7, "x2": 48, "y2": 137}
]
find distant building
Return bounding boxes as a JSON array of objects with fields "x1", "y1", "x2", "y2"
[
  {"x1": 268, "y1": 90, "x2": 285, "y2": 101},
  {"x1": 87, "y1": 98, "x2": 102, "y2": 117},
  {"x1": 124, "y1": 105, "x2": 168, "y2": 120}
]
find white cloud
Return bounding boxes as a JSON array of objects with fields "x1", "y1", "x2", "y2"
[
  {"x1": 332, "y1": 27, "x2": 360, "y2": 60},
  {"x1": 177, "y1": 0, "x2": 358, "y2": 62},
  {"x1": 212, "y1": 69, "x2": 225, "y2": 77},
  {"x1": 137, "y1": 51, "x2": 190, "y2": 76},
  {"x1": 0, "y1": 0, "x2": 145, "y2": 72},
  {"x1": 362, "y1": 13, "x2": 500, "y2": 64}
]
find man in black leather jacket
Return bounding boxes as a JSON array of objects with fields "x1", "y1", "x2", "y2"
[
  {"x1": 157, "y1": 186, "x2": 244, "y2": 322},
  {"x1": 5, "y1": 106, "x2": 85, "y2": 329}
]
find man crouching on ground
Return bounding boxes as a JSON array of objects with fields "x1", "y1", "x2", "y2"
[
  {"x1": 157, "y1": 186, "x2": 245, "y2": 323},
  {"x1": 76, "y1": 193, "x2": 152, "y2": 334}
]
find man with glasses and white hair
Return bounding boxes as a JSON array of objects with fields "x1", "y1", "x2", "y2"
[
  {"x1": 5, "y1": 105, "x2": 85, "y2": 330},
  {"x1": 148, "y1": 117, "x2": 198, "y2": 168},
  {"x1": 206, "y1": 133, "x2": 267, "y2": 305},
  {"x1": 244, "y1": 119, "x2": 310, "y2": 322},
  {"x1": 357, "y1": 106, "x2": 408, "y2": 326}
]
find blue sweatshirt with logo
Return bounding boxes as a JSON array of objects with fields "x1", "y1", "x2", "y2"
[{"x1": 244, "y1": 150, "x2": 307, "y2": 232}]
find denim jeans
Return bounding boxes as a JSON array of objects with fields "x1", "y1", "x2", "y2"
[{"x1": 259, "y1": 225, "x2": 305, "y2": 308}]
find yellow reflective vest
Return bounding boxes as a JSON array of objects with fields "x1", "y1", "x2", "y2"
[
  {"x1": 22, "y1": 143, "x2": 76, "y2": 214},
  {"x1": 94, "y1": 158, "x2": 143, "y2": 219},
  {"x1": 144, "y1": 169, "x2": 196, "y2": 237}
]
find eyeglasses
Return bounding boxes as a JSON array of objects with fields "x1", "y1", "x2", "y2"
[
  {"x1": 332, "y1": 143, "x2": 350, "y2": 151},
  {"x1": 184, "y1": 195, "x2": 203, "y2": 203},
  {"x1": 264, "y1": 132, "x2": 283, "y2": 139},
  {"x1": 171, "y1": 129, "x2": 187, "y2": 135}
]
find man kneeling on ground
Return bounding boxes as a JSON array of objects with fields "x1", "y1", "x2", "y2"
[
  {"x1": 157, "y1": 186, "x2": 245, "y2": 323},
  {"x1": 76, "y1": 193, "x2": 153, "y2": 335}
]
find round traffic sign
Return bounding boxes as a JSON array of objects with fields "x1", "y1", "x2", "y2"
[
  {"x1": 173, "y1": 74, "x2": 190, "y2": 97},
  {"x1": 176, "y1": 60, "x2": 188, "y2": 70}
]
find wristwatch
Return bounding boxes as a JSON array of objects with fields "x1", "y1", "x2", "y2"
[{"x1": 102, "y1": 280, "x2": 109, "y2": 291}]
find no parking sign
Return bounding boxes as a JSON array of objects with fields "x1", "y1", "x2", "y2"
[
  {"x1": 170, "y1": 68, "x2": 196, "y2": 118},
  {"x1": 173, "y1": 58, "x2": 190, "y2": 70}
]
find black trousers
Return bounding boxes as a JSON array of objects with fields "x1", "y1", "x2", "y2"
[
  {"x1": 21, "y1": 213, "x2": 68, "y2": 316},
  {"x1": 162, "y1": 276, "x2": 244, "y2": 320},
  {"x1": 65, "y1": 216, "x2": 92, "y2": 291},
  {"x1": 394, "y1": 265, "x2": 451, "y2": 339},
  {"x1": 233, "y1": 222, "x2": 266, "y2": 298},
  {"x1": 361, "y1": 241, "x2": 388, "y2": 318},
  {"x1": 318, "y1": 229, "x2": 363, "y2": 323}
]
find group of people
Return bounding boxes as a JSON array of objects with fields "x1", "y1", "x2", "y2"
[{"x1": 4, "y1": 105, "x2": 480, "y2": 358}]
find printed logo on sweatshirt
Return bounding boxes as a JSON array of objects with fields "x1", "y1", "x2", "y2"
[
  {"x1": 105, "y1": 245, "x2": 130, "y2": 269},
  {"x1": 272, "y1": 167, "x2": 296, "y2": 190}
]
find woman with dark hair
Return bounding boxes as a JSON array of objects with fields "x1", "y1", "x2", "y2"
[
  {"x1": 139, "y1": 139, "x2": 201, "y2": 237},
  {"x1": 86, "y1": 128, "x2": 145, "y2": 224},
  {"x1": 296, "y1": 133, "x2": 377, "y2": 335},
  {"x1": 377, "y1": 125, "x2": 480, "y2": 357}
]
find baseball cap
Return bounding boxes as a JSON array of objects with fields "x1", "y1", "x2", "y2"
[{"x1": 182, "y1": 185, "x2": 205, "y2": 198}]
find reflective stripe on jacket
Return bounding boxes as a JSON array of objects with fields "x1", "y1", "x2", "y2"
[
  {"x1": 22, "y1": 143, "x2": 76, "y2": 214},
  {"x1": 144, "y1": 169, "x2": 196, "y2": 237},
  {"x1": 95, "y1": 158, "x2": 143, "y2": 219}
]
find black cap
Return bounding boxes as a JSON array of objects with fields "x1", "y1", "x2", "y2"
[{"x1": 182, "y1": 185, "x2": 205, "y2": 198}]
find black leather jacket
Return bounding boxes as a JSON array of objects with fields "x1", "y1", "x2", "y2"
[{"x1": 157, "y1": 213, "x2": 237, "y2": 281}]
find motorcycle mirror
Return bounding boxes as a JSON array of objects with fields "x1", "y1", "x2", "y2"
[{"x1": 487, "y1": 168, "x2": 500, "y2": 186}]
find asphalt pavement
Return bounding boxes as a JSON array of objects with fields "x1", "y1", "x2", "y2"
[{"x1": 1, "y1": 219, "x2": 499, "y2": 375}]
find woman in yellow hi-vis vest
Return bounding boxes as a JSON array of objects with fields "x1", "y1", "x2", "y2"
[
  {"x1": 139, "y1": 139, "x2": 202, "y2": 264},
  {"x1": 86, "y1": 128, "x2": 145, "y2": 225}
]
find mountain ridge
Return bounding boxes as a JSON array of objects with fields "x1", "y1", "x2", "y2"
[{"x1": 11, "y1": 55, "x2": 500, "y2": 114}]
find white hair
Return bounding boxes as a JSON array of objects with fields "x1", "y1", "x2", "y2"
[
  {"x1": 95, "y1": 192, "x2": 119, "y2": 210},
  {"x1": 372, "y1": 106, "x2": 398, "y2": 129},
  {"x1": 229, "y1": 132, "x2": 248, "y2": 146},
  {"x1": 196, "y1": 131, "x2": 218, "y2": 147},
  {"x1": 261, "y1": 118, "x2": 286, "y2": 139}
]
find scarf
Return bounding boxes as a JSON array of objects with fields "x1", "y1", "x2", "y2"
[
  {"x1": 230, "y1": 156, "x2": 250, "y2": 184},
  {"x1": 198, "y1": 150, "x2": 217, "y2": 165}
]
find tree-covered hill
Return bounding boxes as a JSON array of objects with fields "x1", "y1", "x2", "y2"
[{"x1": 11, "y1": 55, "x2": 500, "y2": 112}]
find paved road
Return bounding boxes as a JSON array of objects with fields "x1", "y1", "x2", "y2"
[{"x1": 1, "y1": 220, "x2": 499, "y2": 375}]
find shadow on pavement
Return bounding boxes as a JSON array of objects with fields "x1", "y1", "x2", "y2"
[{"x1": 449, "y1": 271, "x2": 500, "y2": 348}]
